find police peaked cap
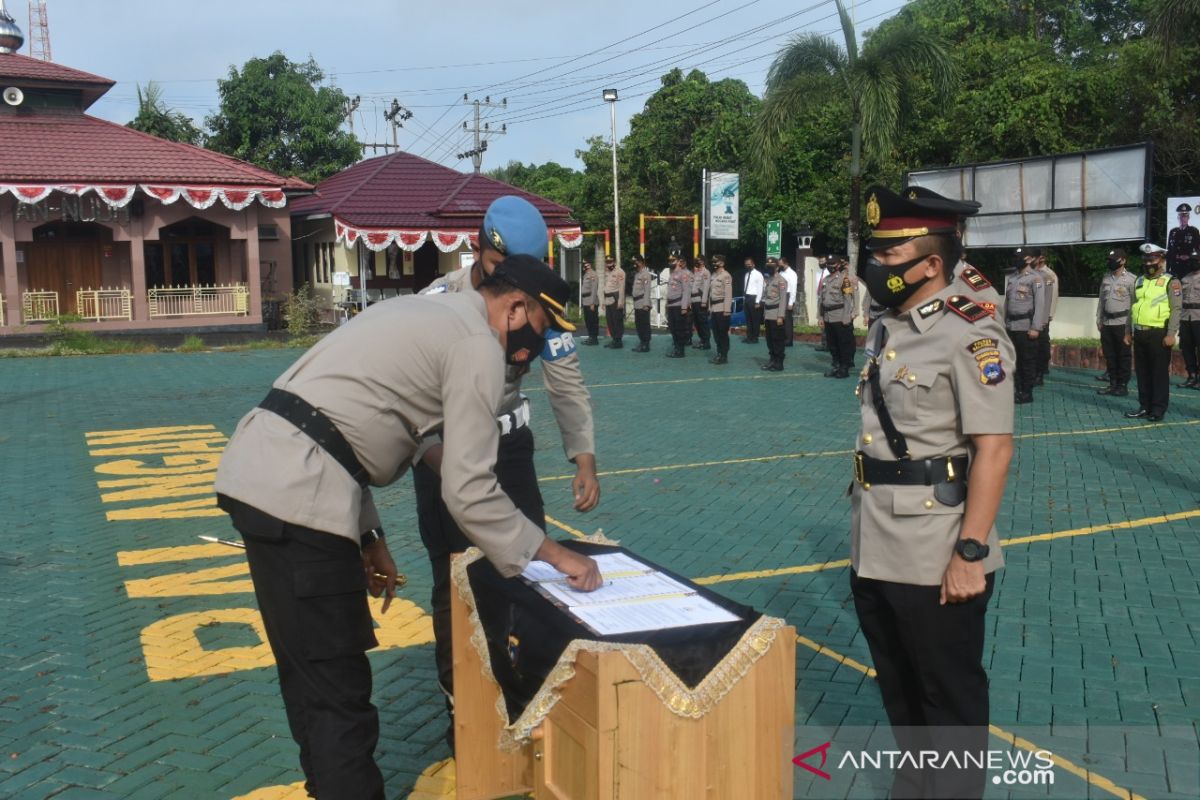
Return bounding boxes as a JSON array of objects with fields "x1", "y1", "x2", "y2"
[
  {"x1": 489, "y1": 253, "x2": 576, "y2": 331},
  {"x1": 1177, "y1": 203, "x2": 1193, "y2": 214},
  {"x1": 865, "y1": 184, "x2": 981, "y2": 250}
]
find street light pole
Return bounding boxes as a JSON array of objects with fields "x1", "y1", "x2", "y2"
[{"x1": 603, "y1": 89, "x2": 621, "y2": 270}]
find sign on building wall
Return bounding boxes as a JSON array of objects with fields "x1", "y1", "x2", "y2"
[{"x1": 708, "y1": 172, "x2": 740, "y2": 240}]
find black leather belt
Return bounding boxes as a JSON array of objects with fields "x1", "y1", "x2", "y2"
[
  {"x1": 765, "y1": 303, "x2": 779, "y2": 310},
  {"x1": 1185, "y1": 303, "x2": 1200, "y2": 309},
  {"x1": 1006, "y1": 311, "x2": 1032, "y2": 321},
  {"x1": 605, "y1": 293, "x2": 618, "y2": 300},
  {"x1": 259, "y1": 388, "x2": 369, "y2": 487},
  {"x1": 853, "y1": 452, "x2": 969, "y2": 488},
  {"x1": 1103, "y1": 311, "x2": 1127, "y2": 320}
]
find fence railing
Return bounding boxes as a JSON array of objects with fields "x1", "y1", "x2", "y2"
[
  {"x1": 22, "y1": 290, "x2": 59, "y2": 323},
  {"x1": 148, "y1": 284, "x2": 250, "y2": 318},
  {"x1": 76, "y1": 287, "x2": 133, "y2": 322}
]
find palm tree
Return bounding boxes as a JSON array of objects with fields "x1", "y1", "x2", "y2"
[
  {"x1": 752, "y1": 0, "x2": 954, "y2": 271},
  {"x1": 1150, "y1": 0, "x2": 1200, "y2": 59}
]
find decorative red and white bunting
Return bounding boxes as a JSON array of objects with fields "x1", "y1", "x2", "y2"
[
  {"x1": 333, "y1": 217, "x2": 584, "y2": 253},
  {"x1": 0, "y1": 183, "x2": 287, "y2": 210}
]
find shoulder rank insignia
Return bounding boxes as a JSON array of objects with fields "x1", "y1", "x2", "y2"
[
  {"x1": 945, "y1": 295, "x2": 989, "y2": 323},
  {"x1": 960, "y1": 266, "x2": 992, "y2": 291},
  {"x1": 917, "y1": 298, "x2": 944, "y2": 319}
]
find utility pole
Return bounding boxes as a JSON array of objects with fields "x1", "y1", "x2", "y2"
[
  {"x1": 459, "y1": 94, "x2": 506, "y2": 173},
  {"x1": 384, "y1": 99, "x2": 413, "y2": 152},
  {"x1": 342, "y1": 94, "x2": 361, "y2": 139}
]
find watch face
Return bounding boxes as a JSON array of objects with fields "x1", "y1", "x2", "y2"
[{"x1": 959, "y1": 540, "x2": 982, "y2": 560}]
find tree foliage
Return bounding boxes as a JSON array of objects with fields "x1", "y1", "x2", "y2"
[
  {"x1": 126, "y1": 82, "x2": 203, "y2": 146},
  {"x1": 206, "y1": 52, "x2": 360, "y2": 184}
]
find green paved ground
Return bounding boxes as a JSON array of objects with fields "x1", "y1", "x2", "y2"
[{"x1": 1, "y1": 333, "x2": 1198, "y2": 799}]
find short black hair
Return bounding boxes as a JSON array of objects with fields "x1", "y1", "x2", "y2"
[{"x1": 920, "y1": 234, "x2": 962, "y2": 281}]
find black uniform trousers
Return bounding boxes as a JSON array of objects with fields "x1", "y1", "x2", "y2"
[
  {"x1": 667, "y1": 304, "x2": 689, "y2": 352},
  {"x1": 1133, "y1": 327, "x2": 1172, "y2": 416},
  {"x1": 582, "y1": 305, "x2": 600, "y2": 340},
  {"x1": 691, "y1": 302, "x2": 710, "y2": 345},
  {"x1": 221, "y1": 496, "x2": 384, "y2": 800},
  {"x1": 1100, "y1": 324, "x2": 1132, "y2": 386},
  {"x1": 413, "y1": 426, "x2": 544, "y2": 715},
  {"x1": 1181, "y1": 318, "x2": 1200, "y2": 377},
  {"x1": 827, "y1": 321, "x2": 855, "y2": 370},
  {"x1": 784, "y1": 307, "x2": 794, "y2": 346},
  {"x1": 1037, "y1": 324, "x2": 1052, "y2": 376},
  {"x1": 743, "y1": 294, "x2": 759, "y2": 341},
  {"x1": 1008, "y1": 329, "x2": 1038, "y2": 396},
  {"x1": 851, "y1": 570, "x2": 995, "y2": 800},
  {"x1": 634, "y1": 307, "x2": 651, "y2": 346},
  {"x1": 605, "y1": 301, "x2": 624, "y2": 342},
  {"x1": 764, "y1": 316, "x2": 786, "y2": 364},
  {"x1": 711, "y1": 311, "x2": 730, "y2": 355}
]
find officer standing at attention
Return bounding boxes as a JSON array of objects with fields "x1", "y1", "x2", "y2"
[
  {"x1": 416, "y1": 196, "x2": 599, "y2": 749},
  {"x1": 665, "y1": 255, "x2": 692, "y2": 358},
  {"x1": 1004, "y1": 251, "x2": 1048, "y2": 403},
  {"x1": 631, "y1": 254, "x2": 654, "y2": 352},
  {"x1": 1180, "y1": 249, "x2": 1200, "y2": 389},
  {"x1": 780, "y1": 256, "x2": 798, "y2": 347},
  {"x1": 853, "y1": 184, "x2": 1013, "y2": 799},
  {"x1": 579, "y1": 259, "x2": 600, "y2": 345},
  {"x1": 1032, "y1": 250, "x2": 1058, "y2": 385},
  {"x1": 707, "y1": 254, "x2": 733, "y2": 364},
  {"x1": 742, "y1": 256, "x2": 764, "y2": 343},
  {"x1": 603, "y1": 255, "x2": 626, "y2": 348},
  {"x1": 1096, "y1": 248, "x2": 1137, "y2": 397},
  {"x1": 215, "y1": 255, "x2": 601, "y2": 799},
  {"x1": 821, "y1": 256, "x2": 858, "y2": 378},
  {"x1": 761, "y1": 258, "x2": 789, "y2": 371},
  {"x1": 1125, "y1": 243, "x2": 1183, "y2": 420},
  {"x1": 1168, "y1": 202, "x2": 1199, "y2": 279},
  {"x1": 690, "y1": 256, "x2": 712, "y2": 350}
]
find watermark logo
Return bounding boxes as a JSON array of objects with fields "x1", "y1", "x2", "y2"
[
  {"x1": 793, "y1": 742, "x2": 1055, "y2": 787},
  {"x1": 792, "y1": 741, "x2": 832, "y2": 781}
]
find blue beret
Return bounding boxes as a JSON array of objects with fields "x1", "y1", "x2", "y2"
[{"x1": 482, "y1": 196, "x2": 548, "y2": 259}]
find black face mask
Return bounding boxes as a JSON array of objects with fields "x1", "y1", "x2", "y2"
[
  {"x1": 862, "y1": 254, "x2": 932, "y2": 309},
  {"x1": 505, "y1": 309, "x2": 545, "y2": 365},
  {"x1": 1107, "y1": 258, "x2": 1122, "y2": 271}
]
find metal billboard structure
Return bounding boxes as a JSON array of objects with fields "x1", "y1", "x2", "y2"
[{"x1": 907, "y1": 143, "x2": 1152, "y2": 248}]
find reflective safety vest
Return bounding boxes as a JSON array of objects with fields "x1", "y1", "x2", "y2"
[{"x1": 1132, "y1": 275, "x2": 1171, "y2": 328}]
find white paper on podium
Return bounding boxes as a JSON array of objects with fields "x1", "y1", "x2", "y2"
[{"x1": 520, "y1": 553, "x2": 740, "y2": 635}]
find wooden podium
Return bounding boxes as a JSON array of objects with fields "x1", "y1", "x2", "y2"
[{"x1": 450, "y1": 562, "x2": 796, "y2": 800}]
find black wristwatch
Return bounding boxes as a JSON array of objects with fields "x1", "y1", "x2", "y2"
[
  {"x1": 360, "y1": 527, "x2": 385, "y2": 549},
  {"x1": 955, "y1": 538, "x2": 989, "y2": 562}
]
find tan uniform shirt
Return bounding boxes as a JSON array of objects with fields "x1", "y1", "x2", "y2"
[
  {"x1": 666, "y1": 266, "x2": 691, "y2": 308},
  {"x1": 1181, "y1": 271, "x2": 1200, "y2": 322},
  {"x1": 1097, "y1": 269, "x2": 1137, "y2": 327},
  {"x1": 1038, "y1": 265, "x2": 1059, "y2": 320},
  {"x1": 954, "y1": 261, "x2": 1004, "y2": 319},
  {"x1": 580, "y1": 269, "x2": 599, "y2": 306},
  {"x1": 762, "y1": 274, "x2": 788, "y2": 321},
  {"x1": 424, "y1": 266, "x2": 595, "y2": 460},
  {"x1": 631, "y1": 268, "x2": 653, "y2": 310},
  {"x1": 1004, "y1": 269, "x2": 1048, "y2": 332},
  {"x1": 691, "y1": 268, "x2": 711, "y2": 307},
  {"x1": 851, "y1": 285, "x2": 1014, "y2": 585},
  {"x1": 707, "y1": 270, "x2": 733, "y2": 314},
  {"x1": 820, "y1": 268, "x2": 856, "y2": 324},
  {"x1": 604, "y1": 267, "x2": 626, "y2": 308},
  {"x1": 214, "y1": 292, "x2": 545, "y2": 576}
]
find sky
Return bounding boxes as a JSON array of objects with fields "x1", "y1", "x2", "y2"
[{"x1": 9, "y1": 0, "x2": 905, "y2": 172}]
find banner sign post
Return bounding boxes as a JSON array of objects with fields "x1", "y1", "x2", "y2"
[
  {"x1": 766, "y1": 219, "x2": 782, "y2": 259},
  {"x1": 708, "y1": 172, "x2": 740, "y2": 240}
]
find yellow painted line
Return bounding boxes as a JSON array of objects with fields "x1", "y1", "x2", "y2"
[
  {"x1": 793, "y1": 634, "x2": 1147, "y2": 800},
  {"x1": 525, "y1": 373, "x2": 819, "y2": 392},
  {"x1": 544, "y1": 514, "x2": 588, "y2": 539},
  {"x1": 694, "y1": 559, "x2": 851, "y2": 585},
  {"x1": 1015, "y1": 418, "x2": 1199, "y2": 440},
  {"x1": 540, "y1": 448, "x2": 854, "y2": 483}
]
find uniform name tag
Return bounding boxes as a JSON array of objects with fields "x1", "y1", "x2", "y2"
[{"x1": 542, "y1": 329, "x2": 577, "y2": 361}]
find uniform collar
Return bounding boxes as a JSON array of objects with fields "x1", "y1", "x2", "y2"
[{"x1": 899, "y1": 282, "x2": 958, "y2": 334}]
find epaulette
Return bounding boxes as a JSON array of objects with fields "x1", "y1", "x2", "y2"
[
  {"x1": 960, "y1": 266, "x2": 992, "y2": 291},
  {"x1": 945, "y1": 295, "x2": 990, "y2": 323}
]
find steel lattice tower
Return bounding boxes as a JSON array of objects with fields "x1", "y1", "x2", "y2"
[{"x1": 28, "y1": 0, "x2": 50, "y2": 61}]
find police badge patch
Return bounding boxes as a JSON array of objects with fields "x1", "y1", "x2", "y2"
[{"x1": 967, "y1": 338, "x2": 1005, "y2": 386}]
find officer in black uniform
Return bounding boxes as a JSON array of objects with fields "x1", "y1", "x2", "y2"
[{"x1": 1168, "y1": 202, "x2": 1200, "y2": 278}]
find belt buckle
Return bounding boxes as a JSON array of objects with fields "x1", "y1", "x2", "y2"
[{"x1": 853, "y1": 452, "x2": 867, "y2": 489}]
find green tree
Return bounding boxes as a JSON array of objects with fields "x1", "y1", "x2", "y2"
[
  {"x1": 206, "y1": 52, "x2": 359, "y2": 184},
  {"x1": 487, "y1": 161, "x2": 585, "y2": 210},
  {"x1": 752, "y1": 0, "x2": 955, "y2": 270},
  {"x1": 126, "y1": 82, "x2": 203, "y2": 145}
]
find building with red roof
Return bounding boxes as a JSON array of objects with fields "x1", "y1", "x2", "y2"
[
  {"x1": 0, "y1": 39, "x2": 310, "y2": 334},
  {"x1": 290, "y1": 151, "x2": 582, "y2": 312}
]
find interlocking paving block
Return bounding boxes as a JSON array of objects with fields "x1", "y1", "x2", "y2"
[{"x1": 0, "y1": 345, "x2": 1197, "y2": 798}]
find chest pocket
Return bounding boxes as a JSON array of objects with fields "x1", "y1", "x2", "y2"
[{"x1": 887, "y1": 364, "x2": 943, "y2": 428}]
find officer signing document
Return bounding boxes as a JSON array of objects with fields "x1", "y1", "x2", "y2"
[{"x1": 214, "y1": 255, "x2": 602, "y2": 800}]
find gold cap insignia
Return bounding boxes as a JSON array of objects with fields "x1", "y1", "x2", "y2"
[
  {"x1": 866, "y1": 194, "x2": 881, "y2": 226},
  {"x1": 908, "y1": 190, "x2": 918, "y2": 199},
  {"x1": 489, "y1": 227, "x2": 506, "y2": 254}
]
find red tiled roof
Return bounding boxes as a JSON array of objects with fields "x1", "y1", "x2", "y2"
[
  {"x1": 0, "y1": 52, "x2": 114, "y2": 109},
  {"x1": 0, "y1": 112, "x2": 311, "y2": 188},
  {"x1": 290, "y1": 151, "x2": 575, "y2": 229}
]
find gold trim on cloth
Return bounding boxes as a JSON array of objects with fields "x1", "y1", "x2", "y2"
[
  {"x1": 869, "y1": 226, "x2": 931, "y2": 239},
  {"x1": 451, "y1": 548, "x2": 788, "y2": 752}
]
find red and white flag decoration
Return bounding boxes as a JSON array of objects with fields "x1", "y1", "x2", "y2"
[
  {"x1": 1, "y1": 183, "x2": 286, "y2": 210},
  {"x1": 553, "y1": 228, "x2": 584, "y2": 249}
]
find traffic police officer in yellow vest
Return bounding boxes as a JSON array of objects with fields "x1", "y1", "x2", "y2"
[
  {"x1": 1124, "y1": 243, "x2": 1183, "y2": 421},
  {"x1": 853, "y1": 184, "x2": 1014, "y2": 799}
]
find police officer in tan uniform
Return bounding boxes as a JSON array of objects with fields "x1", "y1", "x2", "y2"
[
  {"x1": 853, "y1": 184, "x2": 1014, "y2": 799},
  {"x1": 1096, "y1": 248, "x2": 1137, "y2": 396},
  {"x1": 603, "y1": 255, "x2": 626, "y2": 348},
  {"x1": 665, "y1": 256, "x2": 692, "y2": 358},
  {"x1": 580, "y1": 259, "x2": 600, "y2": 345},
  {"x1": 1004, "y1": 252, "x2": 1048, "y2": 403},
  {"x1": 1033, "y1": 251, "x2": 1058, "y2": 384},
  {"x1": 214, "y1": 254, "x2": 602, "y2": 798},
  {"x1": 820, "y1": 256, "x2": 858, "y2": 377},
  {"x1": 1178, "y1": 244, "x2": 1200, "y2": 389},
  {"x1": 631, "y1": 254, "x2": 654, "y2": 352},
  {"x1": 690, "y1": 256, "x2": 712, "y2": 350},
  {"x1": 761, "y1": 260, "x2": 789, "y2": 371},
  {"x1": 707, "y1": 255, "x2": 733, "y2": 364}
]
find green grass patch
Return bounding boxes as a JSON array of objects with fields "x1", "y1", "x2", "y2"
[{"x1": 178, "y1": 335, "x2": 207, "y2": 353}]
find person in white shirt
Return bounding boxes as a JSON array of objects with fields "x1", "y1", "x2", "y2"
[
  {"x1": 741, "y1": 256, "x2": 765, "y2": 343},
  {"x1": 780, "y1": 256, "x2": 798, "y2": 348}
]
